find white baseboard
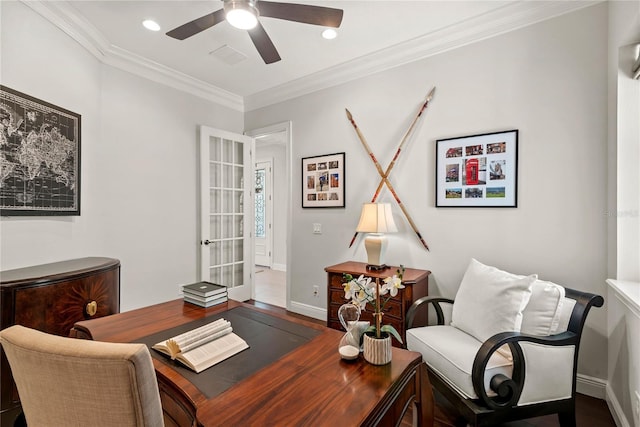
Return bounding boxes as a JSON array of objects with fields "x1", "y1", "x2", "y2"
[
  {"x1": 606, "y1": 383, "x2": 632, "y2": 427},
  {"x1": 272, "y1": 263, "x2": 286, "y2": 272},
  {"x1": 577, "y1": 373, "x2": 607, "y2": 399},
  {"x1": 288, "y1": 300, "x2": 326, "y2": 321}
]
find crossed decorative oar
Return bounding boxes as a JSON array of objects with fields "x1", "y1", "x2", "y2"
[{"x1": 346, "y1": 87, "x2": 436, "y2": 251}]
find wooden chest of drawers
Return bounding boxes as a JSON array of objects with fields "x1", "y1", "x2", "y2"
[
  {"x1": 0, "y1": 257, "x2": 120, "y2": 427},
  {"x1": 325, "y1": 261, "x2": 430, "y2": 347}
]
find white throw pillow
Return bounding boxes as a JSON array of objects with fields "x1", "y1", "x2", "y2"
[
  {"x1": 520, "y1": 280, "x2": 565, "y2": 336},
  {"x1": 451, "y1": 259, "x2": 536, "y2": 343}
]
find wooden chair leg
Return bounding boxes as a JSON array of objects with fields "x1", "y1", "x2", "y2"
[{"x1": 558, "y1": 408, "x2": 576, "y2": 427}]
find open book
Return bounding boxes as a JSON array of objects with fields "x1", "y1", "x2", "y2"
[{"x1": 152, "y1": 318, "x2": 248, "y2": 373}]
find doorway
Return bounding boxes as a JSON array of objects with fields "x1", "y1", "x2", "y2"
[{"x1": 246, "y1": 122, "x2": 291, "y2": 309}]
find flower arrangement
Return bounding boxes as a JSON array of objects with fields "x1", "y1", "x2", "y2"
[{"x1": 342, "y1": 266, "x2": 405, "y2": 343}]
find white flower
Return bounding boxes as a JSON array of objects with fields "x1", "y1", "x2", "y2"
[
  {"x1": 383, "y1": 275, "x2": 405, "y2": 297},
  {"x1": 343, "y1": 280, "x2": 357, "y2": 300},
  {"x1": 355, "y1": 275, "x2": 372, "y2": 289},
  {"x1": 343, "y1": 275, "x2": 374, "y2": 308}
]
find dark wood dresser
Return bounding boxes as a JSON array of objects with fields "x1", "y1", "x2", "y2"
[
  {"x1": 325, "y1": 261, "x2": 430, "y2": 348},
  {"x1": 0, "y1": 257, "x2": 120, "y2": 427}
]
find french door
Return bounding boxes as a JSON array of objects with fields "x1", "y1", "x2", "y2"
[{"x1": 199, "y1": 126, "x2": 253, "y2": 301}]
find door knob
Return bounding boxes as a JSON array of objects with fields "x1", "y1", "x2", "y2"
[{"x1": 202, "y1": 239, "x2": 214, "y2": 245}]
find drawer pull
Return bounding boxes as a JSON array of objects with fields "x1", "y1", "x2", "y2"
[{"x1": 86, "y1": 301, "x2": 98, "y2": 317}]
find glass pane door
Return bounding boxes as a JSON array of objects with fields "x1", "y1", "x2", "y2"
[{"x1": 200, "y1": 126, "x2": 253, "y2": 301}]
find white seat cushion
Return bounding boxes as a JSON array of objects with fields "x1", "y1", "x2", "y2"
[
  {"x1": 451, "y1": 259, "x2": 536, "y2": 342},
  {"x1": 407, "y1": 325, "x2": 513, "y2": 399}
]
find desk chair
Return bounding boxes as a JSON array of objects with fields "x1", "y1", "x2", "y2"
[{"x1": 0, "y1": 325, "x2": 164, "y2": 427}]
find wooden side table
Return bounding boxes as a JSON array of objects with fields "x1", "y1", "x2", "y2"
[{"x1": 325, "y1": 261, "x2": 430, "y2": 347}]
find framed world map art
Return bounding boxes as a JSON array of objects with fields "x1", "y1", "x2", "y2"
[{"x1": 0, "y1": 86, "x2": 81, "y2": 216}]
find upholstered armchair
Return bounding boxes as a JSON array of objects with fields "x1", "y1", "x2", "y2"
[
  {"x1": 406, "y1": 259, "x2": 603, "y2": 427},
  {"x1": 0, "y1": 325, "x2": 164, "y2": 427}
]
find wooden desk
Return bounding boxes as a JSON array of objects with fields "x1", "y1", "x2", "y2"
[{"x1": 73, "y1": 299, "x2": 434, "y2": 427}]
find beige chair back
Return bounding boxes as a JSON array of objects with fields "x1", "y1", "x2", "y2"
[{"x1": 0, "y1": 325, "x2": 164, "y2": 427}]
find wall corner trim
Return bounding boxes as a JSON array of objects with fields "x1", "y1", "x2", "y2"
[{"x1": 22, "y1": 0, "x2": 245, "y2": 112}]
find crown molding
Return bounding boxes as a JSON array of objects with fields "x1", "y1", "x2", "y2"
[
  {"x1": 244, "y1": 1, "x2": 601, "y2": 111},
  {"x1": 22, "y1": 0, "x2": 244, "y2": 112},
  {"x1": 22, "y1": 0, "x2": 600, "y2": 113}
]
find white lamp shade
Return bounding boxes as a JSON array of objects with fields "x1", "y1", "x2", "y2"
[
  {"x1": 356, "y1": 203, "x2": 397, "y2": 268},
  {"x1": 355, "y1": 203, "x2": 397, "y2": 233}
]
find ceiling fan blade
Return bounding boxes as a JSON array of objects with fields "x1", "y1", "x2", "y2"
[
  {"x1": 248, "y1": 22, "x2": 281, "y2": 64},
  {"x1": 257, "y1": 1, "x2": 344, "y2": 28},
  {"x1": 166, "y1": 9, "x2": 226, "y2": 40}
]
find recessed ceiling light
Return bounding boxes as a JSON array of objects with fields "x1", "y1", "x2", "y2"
[
  {"x1": 322, "y1": 29, "x2": 337, "y2": 40},
  {"x1": 142, "y1": 19, "x2": 161, "y2": 32}
]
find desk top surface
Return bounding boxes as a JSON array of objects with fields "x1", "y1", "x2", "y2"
[{"x1": 74, "y1": 299, "x2": 422, "y2": 426}]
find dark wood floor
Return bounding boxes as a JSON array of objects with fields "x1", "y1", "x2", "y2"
[
  {"x1": 429, "y1": 390, "x2": 615, "y2": 427},
  {"x1": 247, "y1": 300, "x2": 616, "y2": 427}
]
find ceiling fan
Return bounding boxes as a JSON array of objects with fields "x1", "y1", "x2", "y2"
[{"x1": 166, "y1": 0, "x2": 344, "y2": 64}]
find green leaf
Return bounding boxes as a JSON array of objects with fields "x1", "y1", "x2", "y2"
[
  {"x1": 380, "y1": 325, "x2": 403, "y2": 344},
  {"x1": 364, "y1": 325, "x2": 377, "y2": 335}
]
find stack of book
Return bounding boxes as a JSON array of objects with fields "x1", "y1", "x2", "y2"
[{"x1": 182, "y1": 281, "x2": 228, "y2": 308}]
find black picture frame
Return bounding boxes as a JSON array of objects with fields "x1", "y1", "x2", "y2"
[
  {"x1": 436, "y1": 130, "x2": 518, "y2": 207},
  {"x1": 301, "y1": 152, "x2": 345, "y2": 208},
  {"x1": 0, "y1": 85, "x2": 81, "y2": 216}
]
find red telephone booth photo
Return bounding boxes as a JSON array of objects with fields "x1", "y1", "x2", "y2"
[{"x1": 465, "y1": 158, "x2": 479, "y2": 185}]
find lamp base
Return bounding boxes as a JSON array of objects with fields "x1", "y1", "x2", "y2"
[
  {"x1": 366, "y1": 264, "x2": 390, "y2": 271},
  {"x1": 363, "y1": 233, "x2": 389, "y2": 268}
]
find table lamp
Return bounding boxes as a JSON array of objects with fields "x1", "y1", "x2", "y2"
[{"x1": 355, "y1": 203, "x2": 397, "y2": 270}]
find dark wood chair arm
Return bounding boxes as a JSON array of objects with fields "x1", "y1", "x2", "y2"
[
  {"x1": 406, "y1": 296, "x2": 454, "y2": 329},
  {"x1": 564, "y1": 288, "x2": 604, "y2": 335},
  {"x1": 471, "y1": 330, "x2": 578, "y2": 410}
]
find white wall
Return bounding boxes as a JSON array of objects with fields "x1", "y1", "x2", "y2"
[
  {"x1": 246, "y1": 3, "x2": 609, "y2": 381},
  {"x1": 255, "y1": 142, "x2": 287, "y2": 269},
  {"x1": 0, "y1": 2, "x2": 243, "y2": 311}
]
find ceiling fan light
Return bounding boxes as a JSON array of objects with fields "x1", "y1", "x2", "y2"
[{"x1": 224, "y1": 1, "x2": 259, "y2": 30}]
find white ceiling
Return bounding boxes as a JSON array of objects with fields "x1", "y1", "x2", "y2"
[{"x1": 26, "y1": 0, "x2": 596, "y2": 111}]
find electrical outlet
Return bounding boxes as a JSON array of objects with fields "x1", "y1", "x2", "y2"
[
  {"x1": 313, "y1": 223, "x2": 322, "y2": 234},
  {"x1": 313, "y1": 285, "x2": 319, "y2": 297}
]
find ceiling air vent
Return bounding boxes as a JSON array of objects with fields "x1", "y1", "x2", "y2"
[{"x1": 210, "y1": 45, "x2": 248, "y2": 66}]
